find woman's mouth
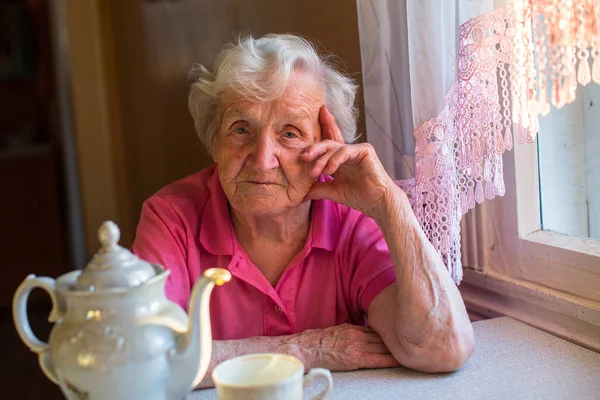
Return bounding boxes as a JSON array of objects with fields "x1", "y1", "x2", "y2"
[{"x1": 247, "y1": 181, "x2": 279, "y2": 186}]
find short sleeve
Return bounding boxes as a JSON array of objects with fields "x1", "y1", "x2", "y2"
[
  {"x1": 130, "y1": 196, "x2": 191, "y2": 310},
  {"x1": 341, "y1": 212, "x2": 397, "y2": 316}
]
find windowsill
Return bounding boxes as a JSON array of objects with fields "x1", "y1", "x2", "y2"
[
  {"x1": 522, "y1": 229, "x2": 600, "y2": 259},
  {"x1": 459, "y1": 267, "x2": 600, "y2": 353}
]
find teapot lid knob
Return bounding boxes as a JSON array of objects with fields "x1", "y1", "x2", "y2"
[
  {"x1": 74, "y1": 220, "x2": 158, "y2": 291},
  {"x1": 98, "y1": 221, "x2": 120, "y2": 252}
]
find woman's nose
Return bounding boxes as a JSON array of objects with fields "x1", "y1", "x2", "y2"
[{"x1": 247, "y1": 134, "x2": 280, "y2": 172}]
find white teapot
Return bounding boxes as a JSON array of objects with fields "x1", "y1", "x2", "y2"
[{"x1": 12, "y1": 221, "x2": 230, "y2": 400}]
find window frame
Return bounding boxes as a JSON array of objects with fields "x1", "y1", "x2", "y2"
[
  {"x1": 458, "y1": 125, "x2": 600, "y2": 352},
  {"x1": 515, "y1": 136, "x2": 600, "y2": 302}
]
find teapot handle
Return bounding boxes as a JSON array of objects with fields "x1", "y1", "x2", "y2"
[{"x1": 12, "y1": 274, "x2": 61, "y2": 384}]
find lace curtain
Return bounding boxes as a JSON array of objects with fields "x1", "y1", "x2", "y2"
[{"x1": 357, "y1": 0, "x2": 600, "y2": 284}]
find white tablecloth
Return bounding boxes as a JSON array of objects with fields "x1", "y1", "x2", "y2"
[{"x1": 188, "y1": 317, "x2": 600, "y2": 399}]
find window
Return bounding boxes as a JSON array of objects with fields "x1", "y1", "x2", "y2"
[
  {"x1": 514, "y1": 81, "x2": 600, "y2": 305},
  {"x1": 538, "y1": 84, "x2": 600, "y2": 242},
  {"x1": 459, "y1": 85, "x2": 600, "y2": 351}
]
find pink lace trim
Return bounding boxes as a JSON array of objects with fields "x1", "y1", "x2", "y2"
[{"x1": 400, "y1": 1, "x2": 600, "y2": 284}]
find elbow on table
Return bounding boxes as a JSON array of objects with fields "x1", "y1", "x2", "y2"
[
  {"x1": 398, "y1": 325, "x2": 475, "y2": 374},
  {"x1": 435, "y1": 331, "x2": 475, "y2": 373}
]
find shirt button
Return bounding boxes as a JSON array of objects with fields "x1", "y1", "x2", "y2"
[{"x1": 275, "y1": 305, "x2": 283, "y2": 314}]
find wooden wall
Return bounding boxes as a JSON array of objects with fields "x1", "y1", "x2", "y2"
[{"x1": 70, "y1": 0, "x2": 365, "y2": 252}]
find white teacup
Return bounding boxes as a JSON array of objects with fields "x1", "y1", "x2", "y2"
[{"x1": 212, "y1": 353, "x2": 333, "y2": 400}]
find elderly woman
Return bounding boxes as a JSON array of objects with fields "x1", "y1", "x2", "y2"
[{"x1": 131, "y1": 33, "x2": 474, "y2": 387}]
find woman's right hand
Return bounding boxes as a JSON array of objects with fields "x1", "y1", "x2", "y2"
[
  {"x1": 280, "y1": 323, "x2": 400, "y2": 371},
  {"x1": 199, "y1": 324, "x2": 399, "y2": 388}
]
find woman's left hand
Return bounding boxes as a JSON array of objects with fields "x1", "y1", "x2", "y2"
[{"x1": 301, "y1": 106, "x2": 404, "y2": 220}]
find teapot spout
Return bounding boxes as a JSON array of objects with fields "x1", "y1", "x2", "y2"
[{"x1": 171, "y1": 268, "x2": 231, "y2": 389}]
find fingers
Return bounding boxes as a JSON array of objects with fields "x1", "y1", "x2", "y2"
[
  {"x1": 361, "y1": 353, "x2": 401, "y2": 369},
  {"x1": 303, "y1": 142, "x2": 369, "y2": 179},
  {"x1": 304, "y1": 182, "x2": 337, "y2": 202},
  {"x1": 346, "y1": 326, "x2": 387, "y2": 344},
  {"x1": 356, "y1": 342, "x2": 396, "y2": 355},
  {"x1": 304, "y1": 144, "x2": 358, "y2": 179},
  {"x1": 301, "y1": 140, "x2": 341, "y2": 163},
  {"x1": 319, "y1": 106, "x2": 344, "y2": 143},
  {"x1": 322, "y1": 146, "x2": 356, "y2": 176},
  {"x1": 339, "y1": 339, "x2": 400, "y2": 370},
  {"x1": 307, "y1": 147, "x2": 339, "y2": 179},
  {"x1": 312, "y1": 324, "x2": 401, "y2": 371},
  {"x1": 301, "y1": 140, "x2": 341, "y2": 180},
  {"x1": 332, "y1": 323, "x2": 387, "y2": 344}
]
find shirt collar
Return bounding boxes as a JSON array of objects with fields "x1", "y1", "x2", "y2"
[
  {"x1": 307, "y1": 193, "x2": 336, "y2": 251},
  {"x1": 307, "y1": 174, "x2": 337, "y2": 251},
  {"x1": 199, "y1": 167, "x2": 337, "y2": 255}
]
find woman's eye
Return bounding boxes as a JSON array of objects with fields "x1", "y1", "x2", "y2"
[
  {"x1": 282, "y1": 131, "x2": 298, "y2": 139},
  {"x1": 234, "y1": 126, "x2": 249, "y2": 135}
]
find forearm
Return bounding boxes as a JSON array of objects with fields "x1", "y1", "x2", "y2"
[
  {"x1": 374, "y1": 184, "x2": 474, "y2": 371},
  {"x1": 197, "y1": 324, "x2": 399, "y2": 388}
]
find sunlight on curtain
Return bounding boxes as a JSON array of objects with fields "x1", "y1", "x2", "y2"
[
  {"x1": 357, "y1": 0, "x2": 496, "y2": 282},
  {"x1": 357, "y1": 0, "x2": 600, "y2": 284}
]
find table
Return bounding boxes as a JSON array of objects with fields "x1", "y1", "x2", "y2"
[{"x1": 188, "y1": 317, "x2": 600, "y2": 399}]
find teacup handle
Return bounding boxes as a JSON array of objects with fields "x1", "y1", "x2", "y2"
[{"x1": 303, "y1": 368, "x2": 333, "y2": 400}]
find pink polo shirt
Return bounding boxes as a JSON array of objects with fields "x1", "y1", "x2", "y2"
[{"x1": 131, "y1": 165, "x2": 396, "y2": 340}]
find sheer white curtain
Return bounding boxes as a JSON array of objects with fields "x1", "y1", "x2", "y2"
[
  {"x1": 357, "y1": 0, "x2": 498, "y2": 282},
  {"x1": 357, "y1": 0, "x2": 599, "y2": 283},
  {"x1": 357, "y1": 0, "x2": 494, "y2": 181},
  {"x1": 356, "y1": 0, "x2": 414, "y2": 181}
]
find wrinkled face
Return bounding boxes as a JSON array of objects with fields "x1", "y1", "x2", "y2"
[{"x1": 212, "y1": 71, "x2": 323, "y2": 216}]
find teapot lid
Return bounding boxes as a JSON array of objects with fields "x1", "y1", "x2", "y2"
[{"x1": 75, "y1": 221, "x2": 157, "y2": 291}]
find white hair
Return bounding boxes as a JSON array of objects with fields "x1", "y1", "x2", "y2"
[{"x1": 188, "y1": 33, "x2": 359, "y2": 152}]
